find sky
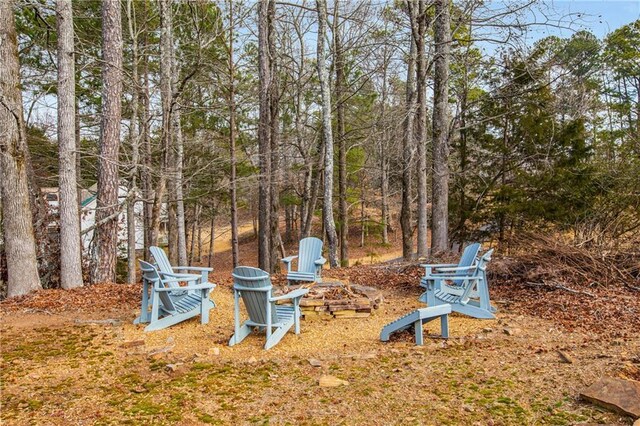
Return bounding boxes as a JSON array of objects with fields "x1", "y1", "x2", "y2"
[
  {"x1": 536, "y1": 0, "x2": 640, "y2": 39},
  {"x1": 473, "y1": 0, "x2": 640, "y2": 55}
]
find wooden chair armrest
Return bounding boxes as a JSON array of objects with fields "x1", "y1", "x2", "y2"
[
  {"x1": 270, "y1": 288, "x2": 309, "y2": 301},
  {"x1": 423, "y1": 274, "x2": 481, "y2": 281},
  {"x1": 156, "y1": 283, "x2": 215, "y2": 292},
  {"x1": 281, "y1": 256, "x2": 298, "y2": 263},
  {"x1": 431, "y1": 265, "x2": 477, "y2": 272},
  {"x1": 161, "y1": 271, "x2": 201, "y2": 280},
  {"x1": 419, "y1": 263, "x2": 457, "y2": 268},
  {"x1": 172, "y1": 266, "x2": 214, "y2": 272}
]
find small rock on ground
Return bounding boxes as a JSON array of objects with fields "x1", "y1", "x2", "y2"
[
  {"x1": 308, "y1": 358, "x2": 322, "y2": 367},
  {"x1": 319, "y1": 375, "x2": 349, "y2": 387},
  {"x1": 503, "y1": 327, "x2": 521, "y2": 336},
  {"x1": 580, "y1": 377, "x2": 640, "y2": 418}
]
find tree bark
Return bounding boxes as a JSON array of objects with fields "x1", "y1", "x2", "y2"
[
  {"x1": 140, "y1": 0, "x2": 152, "y2": 260},
  {"x1": 173, "y1": 99, "x2": 187, "y2": 266},
  {"x1": 378, "y1": 38, "x2": 391, "y2": 245},
  {"x1": 208, "y1": 209, "x2": 215, "y2": 268},
  {"x1": 410, "y1": 0, "x2": 429, "y2": 258},
  {"x1": 258, "y1": 0, "x2": 273, "y2": 271},
  {"x1": 431, "y1": 0, "x2": 451, "y2": 253},
  {"x1": 401, "y1": 20, "x2": 417, "y2": 260},
  {"x1": 93, "y1": 0, "x2": 123, "y2": 284},
  {"x1": 126, "y1": 0, "x2": 140, "y2": 284},
  {"x1": 150, "y1": 0, "x2": 173, "y2": 251},
  {"x1": 268, "y1": 0, "x2": 281, "y2": 273},
  {"x1": 170, "y1": 32, "x2": 187, "y2": 266},
  {"x1": 316, "y1": 0, "x2": 339, "y2": 268},
  {"x1": 0, "y1": 0, "x2": 42, "y2": 297},
  {"x1": 333, "y1": 1, "x2": 349, "y2": 267},
  {"x1": 228, "y1": 0, "x2": 239, "y2": 267},
  {"x1": 57, "y1": 0, "x2": 83, "y2": 289}
]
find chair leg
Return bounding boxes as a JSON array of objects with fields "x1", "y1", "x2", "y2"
[
  {"x1": 294, "y1": 299, "x2": 301, "y2": 334},
  {"x1": 265, "y1": 293, "x2": 272, "y2": 341},
  {"x1": 414, "y1": 320, "x2": 424, "y2": 346},
  {"x1": 200, "y1": 290, "x2": 210, "y2": 325},
  {"x1": 440, "y1": 314, "x2": 449, "y2": 338}
]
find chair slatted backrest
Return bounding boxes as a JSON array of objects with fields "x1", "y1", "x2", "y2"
[
  {"x1": 139, "y1": 260, "x2": 177, "y2": 313},
  {"x1": 297, "y1": 237, "x2": 323, "y2": 274},
  {"x1": 453, "y1": 243, "x2": 481, "y2": 286},
  {"x1": 232, "y1": 266, "x2": 278, "y2": 325},
  {"x1": 459, "y1": 249, "x2": 493, "y2": 303},
  {"x1": 150, "y1": 246, "x2": 174, "y2": 274}
]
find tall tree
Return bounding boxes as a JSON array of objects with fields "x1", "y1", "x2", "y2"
[
  {"x1": 268, "y1": 0, "x2": 282, "y2": 272},
  {"x1": 401, "y1": 11, "x2": 417, "y2": 260},
  {"x1": 431, "y1": 0, "x2": 451, "y2": 252},
  {"x1": 0, "y1": 0, "x2": 42, "y2": 297},
  {"x1": 125, "y1": 0, "x2": 140, "y2": 284},
  {"x1": 333, "y1": 1, "x2": 348, "y2": 266},
  {"x1": 173, "y1": 64, "x2": 188, "y2": 266},
  {"x1": 409, "y1": 0, "x2": 429, "y2": 257},
  {"x1": 92, "y1": 0, "x2": 123, "y2": 283},
  {"x1": 316, "y1": 0, "x2": 339, "y2": 267},
  {"x1": 257, "y1": 0, "x2": 274, "y2": 271},
  {"x1": 57, "y1": 0, "x2": 83, "y2": 289},
  {"x1": 151, "y1": 0, "x2": 172, "y2": 251},
  {"x1": 228, "y1": 0, "x2": 239, "y2": 267}
]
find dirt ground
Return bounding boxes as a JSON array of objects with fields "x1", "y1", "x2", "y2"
[{"x1": 1, "y1": 229, "x2": 639, "y2": 425}]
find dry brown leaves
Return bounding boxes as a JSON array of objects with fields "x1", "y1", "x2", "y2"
[
  {"x1": 2, "y1": 234, "x2": 638, "y2": 337},
  {"x1": 0, "y1": 283, "x2": 140, "y2": 315}
]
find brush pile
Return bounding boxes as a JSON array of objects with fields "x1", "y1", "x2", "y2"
[{"x1": 492, "y1": 233, "x2": 640, "y2": 290}]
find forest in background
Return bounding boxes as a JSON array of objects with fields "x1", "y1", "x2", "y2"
[{"x1": 1, "y1": 0, "x2": 639, "y2": 298}]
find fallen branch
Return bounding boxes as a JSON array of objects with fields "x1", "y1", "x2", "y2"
[{"x1": 524, "y1": 281, "x2": 595, "y2": 297}]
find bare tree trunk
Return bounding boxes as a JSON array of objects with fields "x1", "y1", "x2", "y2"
[
  {"x1": 316, "y1": 0, "x2": 339, "y2": 268},
  {"x1": 208, "y1": 210, "x2": 215, "y2": 268},
  {"x1": 93, "y1": 0, "x2": 123, "y2": 284},
  {"x1": 379, "y1": 43, "x2": 390, "y2": 245},
  {"x1": 333, "y1": 2, "x2": 349, "y2": 267},
  {"x1": 302, "y1": 146, "x2": 322, "y2": 238},
  {"x1": 360, "y1": 171, "x2": 366, "y2": 248},
  {"x1": 258, "y1": 0, "x2": 273, "y2": 271},
  {"x1": 269, "y1": 0, "x2": 281, "y2": 273},
  {"x1": 410, "y1": 0, "x2": 429, "y2": 258},
  {"x1": 174, "y1": 106, "x2": 187, "y2": 265},
  {"x1": 126, "y1": 0, "x2": 140, "y2": 284},
  {"x1": 57, "y1": 0, "x2": 83, "y2": 289},
  {"x1": 151, "y1": 0, "x2": 173, "y2": 250},
  {"x1": 228, "y1": 0, "x2": 239, "y2": 267},
  {"x1": 197, "y1": 206, "x2": 202, "y2": 263},
  {"x1": 0, "y1": 0, "x2": 42, "y2": 297},
  {"x1": 188, "y1": 207, "x2": 196, "y2": 265},
  {"x1": 171, "y1": 39, "x2": 187, "y2": 266},
  {"x1": 431, "y1": 0, "x2": 451, "y2": 253},
  {"x1": 168, "y1": 199, "x2": 178, "y2": 263},
  {"x1": 401, "y1": 22, "x2": 417, "y2": 260},
  {"x1": 141, "y1": 0, "x2": 152, "y2": 260}
]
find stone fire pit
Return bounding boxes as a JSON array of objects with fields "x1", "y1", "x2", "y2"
[{"x1": 279, "y1": 280, "x2": 383, "y2": 319}]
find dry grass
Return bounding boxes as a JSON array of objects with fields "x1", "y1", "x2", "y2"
[{"x1": 2, "y1": 282, "x2": 638, "y2": 426}]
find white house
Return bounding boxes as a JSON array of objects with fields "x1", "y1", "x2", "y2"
[
  {"x1": 79, "y1": 185, "x2": 147, "y2": 255},
  {"x1": 44, "y1": 184, "x2": 161, "y2": 256}
]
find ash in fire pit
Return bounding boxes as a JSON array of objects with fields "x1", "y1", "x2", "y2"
[{"x1": 279, "y1": 280, "x2": 383, "y2": 319}]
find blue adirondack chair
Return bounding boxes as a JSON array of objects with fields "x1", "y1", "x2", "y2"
[
  {"x1": 150, "y1": 246, "x2": 213, "y2": 285},
  {"x1": 281, "y1": 237, "x2": 326, "y2": 284},
  {"x1": 423, "y1": 249, "x2": 496, "y2": 319},
  {"x1": 418, "y1": 242, "x2": 481, "y2": 304},
  {"x1": 135, "y1": 261, "x2": 216, "y2": 332},
  {"x1": 229, "y1": 266, "x2": 309, "y2": 350}
]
